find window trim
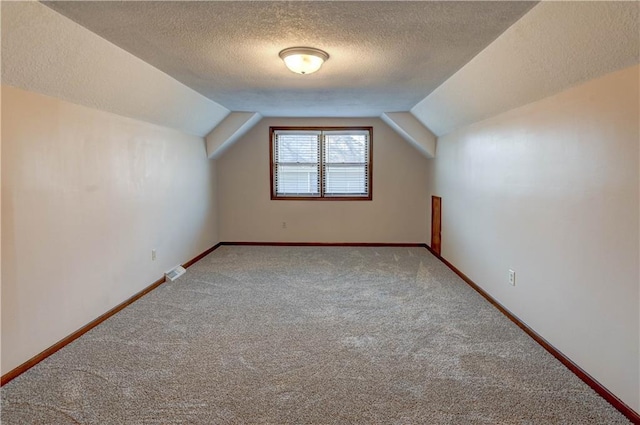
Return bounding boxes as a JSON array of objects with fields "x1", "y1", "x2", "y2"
[{"x1": 270, "y1": 126, "x2": 373, "y2": 201}]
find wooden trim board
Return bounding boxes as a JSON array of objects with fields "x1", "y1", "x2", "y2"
[
  {"x1": 182, "y1": 244, "x2": 220, "y2": 269},
  {"x1": 220, "y1": 242, "x2": 428, "y2": 247},
  {"x1": 1, "y1": 242, "x2": 222, "y2": 386},
  {"x1": 423, "y1": 245, "x2": 640, "y2": 423},
  {"x1": 269, "y1": 126, "x2": 374, "y2": 201}
]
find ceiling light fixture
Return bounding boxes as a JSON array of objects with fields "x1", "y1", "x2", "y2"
[{"x1": 279, "y1": 47, "x2": 329, "y2": 75}]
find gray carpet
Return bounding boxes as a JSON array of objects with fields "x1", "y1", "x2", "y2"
[{"x1": 1, "y1": 246, "x2": 631, "y2": 424}]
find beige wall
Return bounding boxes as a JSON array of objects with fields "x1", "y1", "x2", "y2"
[
  {"x1": 217, "y1": 118, "x2": 429, "y2": 243},
  {"x1": 1, "y1": 86, "x2": 219, "y2": 374},
  {"x1": 427, "y1": 65, "x2": 639, "y2": 411}
]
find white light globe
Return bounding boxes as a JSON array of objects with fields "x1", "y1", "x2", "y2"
[{"x1": 279, "y1": 47, "x2": 329, "y2": 75}]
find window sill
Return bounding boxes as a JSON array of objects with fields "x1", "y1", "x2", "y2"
[{"x1": 271, "y1": 195, "x2": 372, "y2": 201}]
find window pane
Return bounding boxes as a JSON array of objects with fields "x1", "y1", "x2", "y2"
[
  {"x1": 277, "y1": 165, "x2": 319, "y2": 195},
  {"x1": 324, "y1": 165, "x2": 367, "y2": 195},
  {"x1": 271, "y1": 127, "x2": 371, "y2": 200},
  {"x1": 324, "y1": 134, "x2": 367, "y2": 163},
  {"x1": 276, "y1": 134, "x2": 318, "y2": 163}
]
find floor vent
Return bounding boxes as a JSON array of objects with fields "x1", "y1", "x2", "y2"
[{"x1": 165, "y1": 266, "x2": 186, "y2": 281}]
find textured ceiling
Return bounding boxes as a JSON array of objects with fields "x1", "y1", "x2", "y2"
[
  {"x1": 44, "y1": 1, "x2": 536, "y2": 118},
  {"x1": 2, "y1": 1, "x2": 229, "y2": 137},
  {"x1": 411, "y1": 1, "x2": 640, "y2": 136}
]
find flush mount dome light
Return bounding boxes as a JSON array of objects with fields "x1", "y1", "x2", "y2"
[{"x1": 279, "y1": 47, "x2": 329, "y2": 75}]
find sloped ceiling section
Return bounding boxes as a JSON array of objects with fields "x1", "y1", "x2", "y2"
[
  {"x1": 42, "y1": 1, "x2": 536, "y2": 118},
  {"x1": 380, "y1": 113, "x2": 436, "y2": 158},
  {"x1": 1, "y1": 1, "x2": 229, "y2": 137},
  {"x1": 206, "y1": 112, "x2": 263, "y2": 159},
  {"x1": 411, "y1": 1, "x2": 640, "y2": 137}
]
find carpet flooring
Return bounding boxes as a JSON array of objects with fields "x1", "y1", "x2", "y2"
[{"x1": 1, "y1": 246, "x2": 631, "y2": 424}]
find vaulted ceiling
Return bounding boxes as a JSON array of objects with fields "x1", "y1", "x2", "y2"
[
  {"x1": 44, "y1": 1, "x2": 536, "y2": 118},
  {"x1": 2, "y1": 1, "x2": 638, "y2": 142}
]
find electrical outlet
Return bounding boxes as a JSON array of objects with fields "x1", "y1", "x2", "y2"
[
  {"x1": 282, "y1": 221, "x2": 287, "y2": 229},
  {"x1": 152, "y1": 249, "x2": 157, "y2": 261},
  {"x1": 508, "y1": 269, "x2": 516, "y2": 286}
]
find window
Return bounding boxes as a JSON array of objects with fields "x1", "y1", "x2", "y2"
[{"x1": 270, "y1": 127, "x2": 372, "y2": 200}]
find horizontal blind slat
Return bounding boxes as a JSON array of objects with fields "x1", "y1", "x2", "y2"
[
  {"x1": 323, "y1": 131, "x2": 369, "y2": 196},
  {"x1": 273, "y1": 128, "x2": 369, "y2": 198},
  {"x1": 274, "y1": 131, "x2": 321, "y2": 196}
]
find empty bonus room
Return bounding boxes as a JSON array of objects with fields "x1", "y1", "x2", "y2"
[{"x1": 1, "y1": 1, "x2": 639, "y2": 424}]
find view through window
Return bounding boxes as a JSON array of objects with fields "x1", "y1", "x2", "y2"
[{"x1": 270, "y1": 127, "x2": 372, "y2": 200}]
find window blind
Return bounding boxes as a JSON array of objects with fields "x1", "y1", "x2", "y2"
[
  {"x1": 323, "y1": 130, "x2": 369, "y2": 197},
  {"x1": 271, "y1": 127, "x2": 372, "y2": 200},
  {"x1": 273, "y1": 130, "x2": 321, "y2": 196}
]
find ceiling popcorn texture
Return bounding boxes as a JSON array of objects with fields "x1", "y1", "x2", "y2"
[
  {"x1": 44, "y1": 1, "x2": 537, "y2": 118},
  {"x1": 411, "y1": 1, "x2": 640, "y2": 136},
  {"x1": 1, "y1": 1, "x2": 230, "y2": 137},
  {"x1": 5, "y1": 2, "x2": 637, "y2": 139}
]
